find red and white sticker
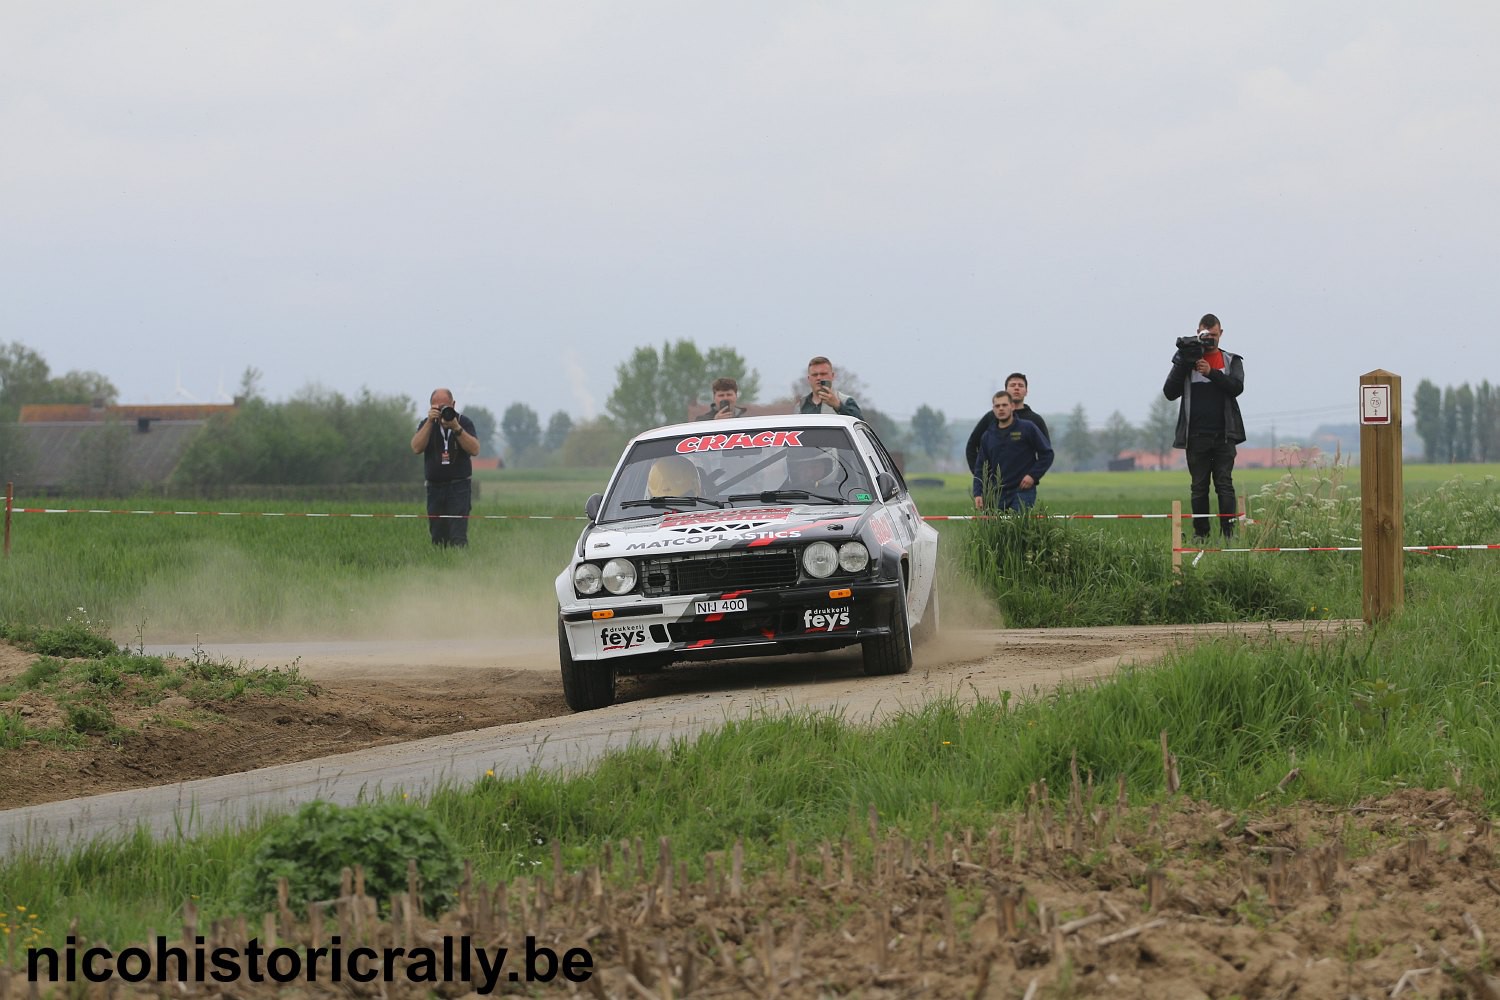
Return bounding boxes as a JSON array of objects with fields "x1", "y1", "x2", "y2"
[
  {"x1": 675, "y1": 430, "x2": 803, "y2": 454},
  {"x1": 659, "y1": 507, "x2": 793, "y2": 528}
]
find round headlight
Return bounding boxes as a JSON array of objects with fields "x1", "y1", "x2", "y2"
[
  {"x1": 838, "y1": 541, "x2": 870, "y2": 573},
  {"x1": 573, "y1": 563, "x2": 603, "y2": 595},
  {"x1": 602, "y1": 558, "x2": 637, "y2": 595},
  {"x1": 802, "y1": 541, "x2": 839, "y2": 579}
]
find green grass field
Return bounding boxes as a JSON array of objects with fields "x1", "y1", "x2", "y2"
[{"x1": 4, "y1": 462, "x2": 1500, "y2": 952}]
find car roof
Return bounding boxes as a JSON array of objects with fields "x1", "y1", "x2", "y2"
[{"x1": 628, "y1": 413, "x2": 865, "y2": 445}]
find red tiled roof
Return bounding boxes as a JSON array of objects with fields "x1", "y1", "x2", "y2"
[{"x1": 18, "y1": 403, "x2": 237, "y2": 423}]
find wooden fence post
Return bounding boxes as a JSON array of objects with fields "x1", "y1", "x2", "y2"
[
  {"x1": 1359, "y1": 371, "x2": 1403, "y2": 623},
  {"x1": 1171, "y1": 500, "x2": 1183, "y2": 576},
  {"x1": 4, "y1": 482, "x2": 12, "y2": 558}
]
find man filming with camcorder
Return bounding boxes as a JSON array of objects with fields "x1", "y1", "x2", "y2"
[
  {"x1": 1163, "y1": 314, "x2": 1245, "y2": 545},
  {"x1": 410, "y1": 387, "x2": 480, "y2": 548}
]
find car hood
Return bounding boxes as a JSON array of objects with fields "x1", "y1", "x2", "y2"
[{"x1": 584, "y1": 504, "x2": 881, "y2": 557}]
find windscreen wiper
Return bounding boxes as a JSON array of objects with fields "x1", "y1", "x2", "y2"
[
  {"x1": 726, "y1": 490, "x2": 845, "y2": 505},
  {"x1": 619, "y1": 495, "x2": 726, "y2": 510}
]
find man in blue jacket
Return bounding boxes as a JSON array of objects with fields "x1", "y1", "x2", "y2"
[{"x1": 972, "y1": 392, "x2": 1053, "y2": 511}]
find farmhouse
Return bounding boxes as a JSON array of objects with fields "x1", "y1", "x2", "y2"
[{"x1": 7, "y1": 401, "x2": 237, "y2": 495}]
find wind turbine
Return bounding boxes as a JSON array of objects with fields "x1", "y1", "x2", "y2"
[{"x1": 174, "y1": 366, "x2": 199, "y2": 403}]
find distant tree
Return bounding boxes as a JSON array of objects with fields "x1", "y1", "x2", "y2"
[
  {"x1": 1141, "y1": 396, "x2": 1177, "y2": 469},
  {"x1": 1059, "y1": 404, "x2": 1095, "y2": 471},
  {"x1": 606, "y1": 341, "x2": 760, "y2": 433},
  {"x1": 1441, "y1": 386, "x2": 1459, "y2": 463},
  {"x1": 1096, "y1": 411, "x2": 1136, "y2": 462},
  {"x1": 465, "y1": 405, "x2": 498, "y2": 455},
  {"x1": 862, "y1": 406, "x2": 909, "y2": 453},
  {"x1": 501, "y1": 403, "x2": 541, "y2": 463},
  {"x1": 543, "y1": 411, "x2": 574, "y2": 452},
  {"x1": 1454, "y1": 383, "x2": 1476, "y2": 463},
  {"x1": 1477, "y1": 381, "x2": 1499, "y2": 463},
  {"x1": 559, "y1": 418, "x2": 630, "y2": 468},
  {"x1": 910, "y1": 405, "x2": 949, "y2": 460},
  {"x1": 237, "y1": 366, "x2": 264, "y2": 403},
  {"x1": 173, "y1": 388, "x2": 418, "y2": 488},
  {"x1": 0, "y1": 341, "x2": 118, "y2": 418},
  {"x1": 1413, "y1": 379, "x2": 1443, "y2": 462}
]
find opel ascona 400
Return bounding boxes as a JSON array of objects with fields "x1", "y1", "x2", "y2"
[{"x1": 555, "y1": 414, "x2": 939, "y2": 711}]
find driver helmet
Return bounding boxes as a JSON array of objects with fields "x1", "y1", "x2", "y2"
[
  {"x1": 786, "y1": 449, "x2": 835, "y2": 489},
  {"x1": 647, "y1": 455, "x2": 700, "y2": 497}
]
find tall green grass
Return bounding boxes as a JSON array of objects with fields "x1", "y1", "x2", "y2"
[{"x1": 6, "y1": 571, "x2": 1499, "y2": 950}]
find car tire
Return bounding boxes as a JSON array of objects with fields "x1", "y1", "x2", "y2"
[
  {"x1": 911, "y1": 584, "x2": 939, "y2": 647},
  {"x1": 559, "y1": 618, "x2": 617, "y2": 711},
  {"x1": 862, "y1": 575, "x2": 914, "y2": 676}
]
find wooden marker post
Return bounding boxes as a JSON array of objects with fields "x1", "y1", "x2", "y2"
[
  {"x1": 1171, "y1": 500, "x2": 1183, "y2": 576},
  {"x1": 1358, "y1": 371, "x2": 1403, "y2": 622},
  {"x1": 3, "y1": 482, "x2": 12, "y2": 558}
]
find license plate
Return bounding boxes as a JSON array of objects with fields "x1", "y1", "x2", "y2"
[{"x1": 695, "y1": 598, "x2": 748, "y2": 615}]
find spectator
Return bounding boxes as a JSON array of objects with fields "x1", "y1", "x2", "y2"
[
  {"x1": 798, "y1": 357, "x2": 864, "y2": 419},
  {"x1": 1163, "y1": 313, "x2": 1245, "y2": 543},
  {"x1": 971, "y1": 392, "x2": 1053, "y2": 511},
  {"x1": 697, "y1": 376, "x2": 749, "y2": 420},
  {"x1": 965, "y1": 372, "x2": 1049, "y2": 475},
  {"x1": 410, "y1": 388, "x2": 479, "y2": 547}
]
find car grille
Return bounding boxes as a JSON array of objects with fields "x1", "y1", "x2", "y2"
[{"x1": 640, "y1": 548, "x2": 800, "y2": 598}]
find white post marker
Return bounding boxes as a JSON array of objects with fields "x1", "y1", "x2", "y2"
[{"x1": 1360, "y1": 384, "x2": 1391, "y2": 425}]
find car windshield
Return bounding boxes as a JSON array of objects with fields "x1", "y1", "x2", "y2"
[{"x1": 597, "y1": 426, "x2": 874, "y2": 523}]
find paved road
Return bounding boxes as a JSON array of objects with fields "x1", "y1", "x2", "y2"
[{"x1": 1, "y1": 622, "x2": 1356, "y2": 858}]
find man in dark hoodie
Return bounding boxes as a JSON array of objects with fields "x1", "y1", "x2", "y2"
[
  {"x1": 965, "y1": 373, "x2": 1049, "y2": 479},
  {"x1": 971, "y1": 392, "x2": 1054, "y2": 511},
  {"x1": 1163, "y1": 313, "x2": 1246, "y2": 544}
]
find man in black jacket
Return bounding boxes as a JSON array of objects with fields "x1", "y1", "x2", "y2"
[
  {"x1": 410, "y1": 388, "x2": 481, "y2": 547},
  {"x1": 965, "y1": 373, "x2": 1049, "y2": 477},
  {"x1": 1163, "y1": 314, "x2": 1246, "y2": 543}
]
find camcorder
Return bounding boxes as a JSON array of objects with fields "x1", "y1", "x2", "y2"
[
  {"x1": 440, "y1": 404, "x2": 459, "y2": 422},
  {"x1": 1174, "y1": 332, "x2": 1216, "y2": 363}
]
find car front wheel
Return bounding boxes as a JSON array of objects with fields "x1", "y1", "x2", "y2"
[
  {"x1": 862, "y1": 576, "x2": 914, "y2": 676},
  {"x1": 559, "y1": 618, "x2": 617, "y2": 711}
]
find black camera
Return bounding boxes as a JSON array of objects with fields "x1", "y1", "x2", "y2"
[
  {"x1": 1174, "y1": 333, "x2": 1214, "y2": 363},
  {"x1": 440, "y1": 405, "x2": 458, "y2": 422}
]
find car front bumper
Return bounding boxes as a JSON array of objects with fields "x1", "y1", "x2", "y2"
[{"x1": 560, "y1": 580, "x2": 902, "y2": 664}]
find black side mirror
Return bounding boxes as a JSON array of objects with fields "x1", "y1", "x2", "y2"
[
  {"x1": 876, "y1": 472, "x2": 899, "y2": 502},
  {"x1": 584, "y1": 493, "x2": 603, "y2": 521}
]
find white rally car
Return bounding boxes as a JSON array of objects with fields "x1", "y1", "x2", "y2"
[{"x1": 555, "y1": 414, "x2": 939, "y2": 711}]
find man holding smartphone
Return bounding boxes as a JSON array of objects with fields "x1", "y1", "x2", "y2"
[
  {"x1": 798, "y1": 356, "x2": 864, "y2": 418},
  {"x1": 696, "y1": 376, "x2": 748, "y2": 420}
]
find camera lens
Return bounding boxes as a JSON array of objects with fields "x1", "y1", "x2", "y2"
[{"x1": 440, "y1": 405, "x2": 457, "y2": 421}]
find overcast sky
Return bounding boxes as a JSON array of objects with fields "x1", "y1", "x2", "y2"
[{"x1": 4, "y1": 2, "x2": 1497, "y2": 438}]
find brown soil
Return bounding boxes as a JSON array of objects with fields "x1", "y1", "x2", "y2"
[
  {"x1": 54, "y1": 789, "x2": 1500, "y2": 999},
  {"x1": 0, "y1": 648, "x2": 568, "y2": 809}
]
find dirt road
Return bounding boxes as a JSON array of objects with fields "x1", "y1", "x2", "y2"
[{"x1": 1, "y1": 620, "x2": 1356, "y2": 855}]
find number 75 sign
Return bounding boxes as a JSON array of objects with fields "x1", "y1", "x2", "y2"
[{"x1": 1360, "y1": 385, "x2": 1391, "y2": 425}]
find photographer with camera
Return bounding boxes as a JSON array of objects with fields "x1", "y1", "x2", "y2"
[
  {"x1": 798, "y1": 356, "x2": 864, "y2": 419},
  {"x1": 696, "y1": 376, "x2": 748, "y2": 420},
  {"x1": 410, "y1": 387, "x2": 480, "y2": 548},
  {"x1": 1163, "y1": 314, "x2": 1245, "y2": 544}
]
